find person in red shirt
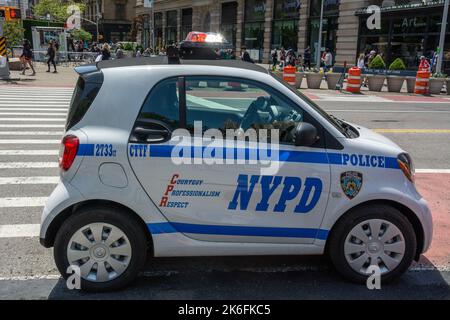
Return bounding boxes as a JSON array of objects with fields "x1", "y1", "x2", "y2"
[{"x1": 419, "y1": 56, "x2": 431, "y2": 71}]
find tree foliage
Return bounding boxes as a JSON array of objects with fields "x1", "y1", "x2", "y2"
[
  {"x1": 33, "y1": 0, "x2": 86, "y2": 22},
  {"x1": 388, "y1": 58, "x2": 406, "y2": 70},
  {"x1": 369, "y1": 55, "x2": 386, "y2": 70},
  {"x1": 70, "y1": 29, "x2": 93, "y2": 42},
  {"x1": 3, "y1": 21, "x2": 25, "y2": 47}
]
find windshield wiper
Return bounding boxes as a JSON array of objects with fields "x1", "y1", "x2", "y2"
[{"x1": 330, "y1": 115, "x2": 355, "y2": 138}]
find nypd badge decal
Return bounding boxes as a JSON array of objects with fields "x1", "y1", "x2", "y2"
[{"x1": 340, "y1": 171, "x2": 363, "y2": 199}]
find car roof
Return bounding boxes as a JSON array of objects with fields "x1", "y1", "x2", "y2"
[{"x1": 94, "y1": 57, "x2": 269, "y2": 74}]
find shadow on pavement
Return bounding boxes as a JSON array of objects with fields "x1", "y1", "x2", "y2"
[{"x1": 46, "y1": 255, "x2": 450, "y2": 300}]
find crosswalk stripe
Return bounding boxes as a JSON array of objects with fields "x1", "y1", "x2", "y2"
[
  {"x1": 0, "y1": 162, "x2": 58, "y2": 169},
  {"x1": 0, "y1": 131, "x2": 63, "y2": 136},
  {"x1": 0, "y1": 176, "x2": 59, "y2": 185},
  {"x1": 0, "y1": 150, "x2": 59, "y2": 155},
  {"x1": 0, "y1": 108, "x2": 67, "y2": 111},
  {"x1": 0, "y1": 139, "x2": 60, "y2": 144},
  {"x1": 0, "y1": 224, "x2": 40, "y2": 238},
  {"x1": 0, "y1": 118, "x2": 65, "y2": 122},
  {"x1": 0, "y1": 124, "x2": 65, "y2": 128},
  {"x1": 416, "y1": 169, "x2": 450, "y2": 173},
  {"x1": 0, "y1": 197, "x2": 47, "y2": 208},
  {"x1": 0, "y1": 112, "x2": 67, "y2": 116}
]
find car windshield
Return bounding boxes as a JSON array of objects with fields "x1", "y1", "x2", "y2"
[{"x1": 270, "y1": 71, "x2": 353, "y2": 137}]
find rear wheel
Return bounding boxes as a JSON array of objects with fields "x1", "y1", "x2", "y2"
[
  {"x1": 54, "y1": 205, "x2": 148, "y2": 292},
  {"x1": 329, "y1": 204, "x2": 416, "y2": 283}
]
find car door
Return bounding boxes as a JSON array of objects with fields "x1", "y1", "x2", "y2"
[{"x1": 128, "y1": 75, "x2": 331, "y2": 244}]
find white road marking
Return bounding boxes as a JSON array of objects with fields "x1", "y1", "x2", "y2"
[
  {"x1": 0, "y1": 224, "x2": 40, "y2": 238},
  {"x1": 0, "y1": 118, "x2": 65, "y2": 122},
  {"x1": 0, "y1": 104, "x2": 69, "y2": 108},
  {"x1": 0, "y1": 108, "x2": 67, "y2": 111},
  {"x1": 416, "y1": 169, "x2": 450, "y2": 174},
  {"x1": 326, "y1": 109, "x2": 450, "y2": 113},
  {"x1": 0, "y1": 112, "x2": 67, "y2": 116},
  {"x1": 0, "y1": 177, "x2": 59, "y2": 185},
  {"x1": 0, "y1": 197, "x2": 47, "y2": 208},
  {"x1": 0, "y1": 131, "x2": 63, "y2": 136},
  {"x1": 0, "y1": 162, "x2": 58, "y2": 169},
  {"x1": 0, "y1": 150, "x2": 58, "y2": 155},
  {"x1": 0, "y1": 124, "x2": 64, "y2": 128},
  {"x1": 0, "y1": 139, "x2": 60, "y2": 144}
]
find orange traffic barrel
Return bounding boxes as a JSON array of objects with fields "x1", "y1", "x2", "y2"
[
  {"x1": 346, "y1": 67, "x2": 361, "y2": 93},
  {"x1": 414, "y1": 70, "x2": 430, "y2": 95},
  {"x1": 283, "y1": 65, "x2": 296, "y2": 86}
]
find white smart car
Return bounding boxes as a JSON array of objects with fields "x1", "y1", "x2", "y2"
[{"x1": 40, "y1": 57, "x2": 432, "y2": 291}]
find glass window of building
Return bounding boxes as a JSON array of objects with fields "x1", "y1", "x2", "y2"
[
  {"x1": 243, "y1": 0, "x2": 266, "y2": 62},
  {"x1": 272, "y1": 0, "x2": 300, "y2": 51},
  {"x1": 115, "y1": 3, "x2": 126, "y2": 21},
  {"x1": 165, "y1": 10, "x2": 178, "y2": 45},
  {"x1": 308, "y1": 0, "x2": 340, "y2": 64},
  {"x1": 181, "y1": 8, "x2": 193, "y2": 40},
  {"x1": 221, "y1": 1, "x2": 238, "y2": 48},
  {"x1": 154, "y1": 12, "x2": 163, "y2": 49}
]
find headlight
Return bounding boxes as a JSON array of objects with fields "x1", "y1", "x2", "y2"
[{"x1": 397, "y1": 153, "x2": 415, "y2": 183}]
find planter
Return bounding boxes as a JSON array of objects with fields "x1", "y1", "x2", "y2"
[
  {"x1": 325, "y1": 73, "x2": 342, "y2": 90},
  {"x1": 429, "y1": 78, "x2": 445, "y2": 94},
  {"x1": 386, "y1": 75, "x2": 405, "y2": 92},
  {"x1": 446, "y1": 79, "x2": 450, "y2": 95},
  {"x1": 305, "y1": 72, "x2": 323, "y2": 89},
  {"x1": 367, "y1": 75, "x2": 386, "y2": 92},
  {"x1": 295, "y1": 73, "x2": 304, "y2": 89},
  {"x1": 406, "y1": 76, "x2": 416, "y2": 93}
]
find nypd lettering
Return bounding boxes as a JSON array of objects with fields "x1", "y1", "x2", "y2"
[{"x1": 228, "y1": 174, "x2": 322, "y2": 214}]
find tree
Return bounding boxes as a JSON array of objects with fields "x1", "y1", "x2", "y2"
[
  {"x1": 70, "y1": 29, "x2": 93, "y2": 42},
  {"x1": 3, "y1": 21, "x2": 25, "y2": 47},
  {"x1": 33, "y1": 0, "x2": 86, "y2": 22}
]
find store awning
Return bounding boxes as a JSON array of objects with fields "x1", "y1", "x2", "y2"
[{"x1": 355, "y1": 0, "x2": 445, "y2": 16}]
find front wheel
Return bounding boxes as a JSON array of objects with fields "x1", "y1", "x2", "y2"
[
  {"x1": 329, "y1": 204, "x2": 417, "y2": 283},
  {"x1": 54, "y1": 205, "x2": 148, "y2": 292}
]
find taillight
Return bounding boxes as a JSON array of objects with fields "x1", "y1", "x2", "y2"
[{"x1": 59, "y1": 135, "x2": 79, "y2": 171}]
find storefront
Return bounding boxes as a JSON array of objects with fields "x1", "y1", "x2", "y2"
[
  {"x1": 357, "y1": 1, "x2": 450, "y2": 73},
  {"x1": 165, "y1": 10, "x2": 178, "y2": 45},
  {"x1": 308, "y1": 0, "x2": 339, "y2": 64},
  {"x1": 154, "y1": 12, "x2": 163, "y2": 49},
  {"x1": 181, "y1": 8, "x2": 193, "y2": 40},
  {"x1": 271, "y1": 0, "x2": 300, "y2": 51},
  {"x1": 221, "y1": 1, "x2": 238, "y2": 48},
  {"x1": 243, "y1": 0, "x2": 266, "y2": 61}
]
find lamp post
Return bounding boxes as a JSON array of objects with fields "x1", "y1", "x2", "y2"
[
  {"x1": 315, "y1": 0, "x2": 324, "y2": 68},
  {"x1": 436, "y1": 0, "x2": 449, "y2": 73}
]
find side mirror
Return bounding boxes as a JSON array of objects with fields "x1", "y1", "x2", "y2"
[{"x1": 294, "y1": 122, "x2": 319, "y2": 147}]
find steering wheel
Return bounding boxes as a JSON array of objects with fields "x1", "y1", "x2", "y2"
[{"x1": 240, "y1": 96, "x2": 277, "y2": 131}]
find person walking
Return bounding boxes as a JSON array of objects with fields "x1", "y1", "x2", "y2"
[
  {"x1": 101, "y1": 43, "x2": 111, "y2": 61},
  {"x1": 271, "y1": 48, "x2": 278, "y2": 70},
  {"x1": 46, "y1": 41, "x2": 57, "y2": 73},
  {"x1": 321, "y1": 48, "x2": 333, "y2": 72},
  {"x1": 303, "y1": 46, "x2": 311, "y2": 70},
  {"x1": 20, "y1": 39, "x2": 36, "y2": 76}
]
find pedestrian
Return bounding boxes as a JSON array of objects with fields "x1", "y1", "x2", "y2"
[
  {"x1": 271, "y1": 48, "x2": 278, "y2": 70},
  {"x1": 357, "y1": 53, "x2": 365, "y2": 69},
  {"x1": 115, "y1": 44, "x2": 125, "y2": 59},
  {"x1": 20, "y1": 39, "x2": 36, "y2": 76},
  {"x1": 322, "y1": 48, "x2": 333, "y2": 72},
  {"x1": 46, "y1": 41, "x2": 57, "y2": 73},
  {"x1": 101, "y1": 43, "x2": 111, "y2": 61},
  {"x1": 241, "y1": 46, "x2": 254, "y2": 63},
  {"x1": 303, "y1": 46, "x2": 311, "y2": 70},
  {"x1": 418, "y1": 56, "x2": 431, "y2": 72}
]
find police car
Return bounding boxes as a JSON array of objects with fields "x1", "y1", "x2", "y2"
[{"x1": 40, "y1": 57, "x2": 432, "y2": 291}]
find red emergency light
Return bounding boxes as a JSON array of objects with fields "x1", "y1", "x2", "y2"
[{"x1": 185, "y1": 31, "x2": 224, "y2": 43}]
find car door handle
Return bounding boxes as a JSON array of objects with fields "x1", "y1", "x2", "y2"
[
  {"x1": 134, "y1": 127, "x2": 169, "y2": 137},
  {"x1": 131, "y1": 122, "x2": 172, "y2": 144}
]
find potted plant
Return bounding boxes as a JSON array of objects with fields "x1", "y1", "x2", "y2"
[
  {"x1": 295, "y1": 67, "x2": 304, "y2": 89},
  {"x1": 305, "y1": 68, "x2": 324, "y2": 89},
  {"x1": 386, "y1": 58, "x2": 406, "y2": 92},
  {"x1": 325, "y1": 68, "x2": 341, "y2": 90},
  {"x1": 366, "y1": 55, "x2": 386, "y2": 92},
  {"x1": 406, "y1": 76, "x2": 416, "y2": 93},
  {"x1": 446, "y1": 77, "x2": 450, "y2": 95},
  {"x1": 429, "y1": 72, "x2": 447, "y2": 94}
]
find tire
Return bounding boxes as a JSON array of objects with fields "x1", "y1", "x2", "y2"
[
  {"x1": 54, "y1": 205, "x2": 148, "y2": 292},
  {"x1": 328, "y1": 204, "x2": 416, "y2": 284}
]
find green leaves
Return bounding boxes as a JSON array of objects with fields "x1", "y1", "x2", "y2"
[
  {"x1": 388, "y1": 58, "x2": 406, "y2": 71},
  {"x1": 70, "y1": 29, "x2": 93, "y2": 42},
  {"x1": 33, "y1": 0, "x2": 86, "y2": 22},
  {"x1": 368, "y1": 55, "x2": 386, "y2": 70},
  {"x1": 2, "y1": 21, "x2": 25, "y2": 47}
]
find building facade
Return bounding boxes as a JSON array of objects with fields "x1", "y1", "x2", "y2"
[
  {"x1": 134, "y1": 0, "x2": 449, "y2": 71},
  {"x1": 83, "y1": 0, "x2": 135, "y2": 42}
]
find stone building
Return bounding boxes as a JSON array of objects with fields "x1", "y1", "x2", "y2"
[
  {"x1": 83, "y1": 0, "x2": 136, "y2": 42},
  {"x1": 134, "y1": 0, "x2": 450, "y2": 71}
]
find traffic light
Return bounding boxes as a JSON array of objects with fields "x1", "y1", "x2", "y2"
[{"x1": 9, "y1": 8, "x2": 20, "y2": 19}]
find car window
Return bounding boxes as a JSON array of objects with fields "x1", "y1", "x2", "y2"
[
  {"x1": 185, "y1": 76, "x2": 304, "y2": 144},
  {"x1": 138, "y1": 77, "x2": 180, "y2": 129}
]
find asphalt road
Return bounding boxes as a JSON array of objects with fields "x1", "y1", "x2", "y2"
[{"x1": 0, "y1": 85, "x2": 449, "y2": 299}]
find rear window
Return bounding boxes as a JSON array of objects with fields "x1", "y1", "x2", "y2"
[{"x1": 66, "y1": 71, "x2": 103, "y2": 130}]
